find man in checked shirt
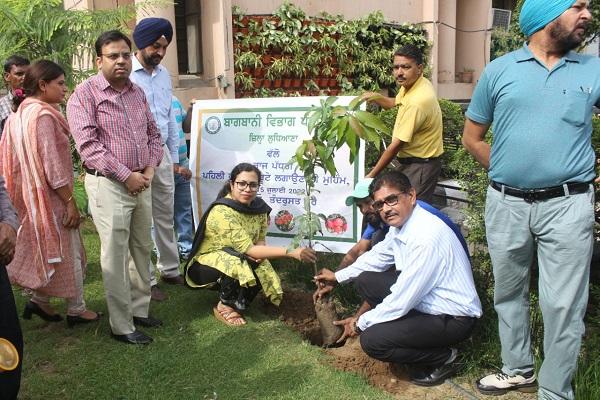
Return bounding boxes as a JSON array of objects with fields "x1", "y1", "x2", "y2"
[{"x1": 67, "y1": 30, "x2": 164, "y2": 345}]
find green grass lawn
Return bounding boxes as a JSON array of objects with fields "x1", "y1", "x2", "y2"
[
  {"x1": 15, "y1": 220, "x2": 394, "y2": 400},
  {"x1": 14, "y1": 219, "x2": 600, "y2": 399}
]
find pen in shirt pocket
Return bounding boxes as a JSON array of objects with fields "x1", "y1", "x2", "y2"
[{"x1": 580, "y1": 86, "x2": 592, "y2": 93}]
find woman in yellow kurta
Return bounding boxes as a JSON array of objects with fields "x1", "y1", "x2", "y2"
[{"x1": 185, "y1": 163, "x2": 316, "y2": 326}]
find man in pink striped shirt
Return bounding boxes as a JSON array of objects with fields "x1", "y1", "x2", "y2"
[{"x1": 67, "y1": 30, "x2": 163, "y2": 345}]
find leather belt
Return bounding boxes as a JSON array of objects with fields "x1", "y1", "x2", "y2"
[
  {"x1": 84, "y1": 166, "x2": 105, "y2": 177},
  {"x1": 84, "y1": 166, "x2": 142, "y2": 178},
  {"x1": 453, "y1": 316, "x2": 475, "y2": 321},
  {"x1": 490, "y1": 180, "x2": 590, "y2": 203},
  {"x1": 397, "y1": 156, "x2": 439, "y2": 164}
]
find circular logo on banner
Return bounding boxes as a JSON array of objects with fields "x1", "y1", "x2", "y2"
[{"x1": 204, "y1": 116, "x2": 222, "y2": 135}]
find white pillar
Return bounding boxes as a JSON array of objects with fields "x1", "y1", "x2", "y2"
[
  {"x1": 437, "y1": 0, "x2": 457, "y2": 83},
  {"x1": 201, "y1": 0, "x2": 235, "y2": 99},
  {"x1": 422, "y1": 0, "x2": 439, "y2": 90}
]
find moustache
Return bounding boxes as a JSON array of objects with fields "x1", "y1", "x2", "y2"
[{"x1": 383, "y1": 210, "x2": 395, "y2": 219}]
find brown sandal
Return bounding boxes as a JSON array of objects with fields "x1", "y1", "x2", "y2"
[{"x1": 213, "y1": 303, "x2": 246, "y2": 326}]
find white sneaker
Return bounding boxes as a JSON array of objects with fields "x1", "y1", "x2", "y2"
[{"x1": 476, "y1": 370, "x2": 537, "y2": 395}]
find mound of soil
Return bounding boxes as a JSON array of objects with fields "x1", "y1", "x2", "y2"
[{"x1": 258, "y1": 290, "x2": 466, "y2": 399}]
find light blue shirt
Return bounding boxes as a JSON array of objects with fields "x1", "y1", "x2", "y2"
[
  {"x1": 171, "y1": 96, "x2": 189, "y2": 168},
  {"x1": 336, "y1": 205, "x2": 482, "y2": 331},
  {"x1": 466, "y1": 43, "x2": 600, "y2": 189},
  {"x1": 130, "y1": 56, "x2": 179, "y2": 162},
  {"x1": 361, "y1": 223, "x2": 388, "y2": 241}
]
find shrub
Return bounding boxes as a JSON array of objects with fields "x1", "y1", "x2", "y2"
[{"x1": 438, "y1": 99, "x2": 464, "y2": 178}]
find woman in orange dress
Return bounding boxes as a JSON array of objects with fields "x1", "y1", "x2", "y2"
[{"x1": 0, "y1": 60, "x2": 100, "y2": 327}]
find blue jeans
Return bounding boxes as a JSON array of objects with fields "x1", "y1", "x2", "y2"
[{"x1": 173, "y1": 173, "x2": 194, "y2": 259}]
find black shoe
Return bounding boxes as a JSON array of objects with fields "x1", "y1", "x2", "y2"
[
  {"x1": 22, "y1": 301, "x2": 63, "y2": 322},
  {"x1": 133, "y1": 315, "x2": 163, "y2": 328},
  {"x1": 66, "y1": 311, "x2": 103, "y2": 328},
  {"x1": 111, "y1": 330, "x2": 153, "y2": 345},
  {"x1": 410, "y1": 349, "x2": 461, "y2": 387},
  {"x1": 161, "y1": 274, "x2": 184, "y2": 285}
]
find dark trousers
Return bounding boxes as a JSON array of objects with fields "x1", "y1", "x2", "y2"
[
  {"x1": 187, "y1": 262, "x2": 261, "y2": 311},
  {"x1": 355, "y1": 270, "x2": 475, "y2": 367},
  {"x1": 0, "y1": 265, "x2": 22, "y2": 400},
  {"x1": 396, "y1": 158, "x2": 442, "y2": 204}
]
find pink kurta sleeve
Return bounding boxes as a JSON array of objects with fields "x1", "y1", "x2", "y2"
[{"x1": 36, "y1": 114, "x2": 73, "y2": 190}]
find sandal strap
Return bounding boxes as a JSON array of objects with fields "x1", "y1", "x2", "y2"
[{"x1": 217, "y1": 305, "x2": 245, "y2": 323}]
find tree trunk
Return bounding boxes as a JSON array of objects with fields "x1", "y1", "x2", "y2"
[{"x1": 314, "y1": 297, "x2": 343, "y2": 347}]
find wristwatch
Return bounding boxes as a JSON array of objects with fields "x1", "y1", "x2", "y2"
[{"x1": 353, "y1": 319, "x2": 362, "y2": 335}]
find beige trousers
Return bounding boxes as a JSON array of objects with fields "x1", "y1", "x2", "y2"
[
  {"x1": 85, "y1": 174, "x2": 153, "y2": 335},
  {"x1": 148, "y1": 145, "x2": 180, "y2": 285}
]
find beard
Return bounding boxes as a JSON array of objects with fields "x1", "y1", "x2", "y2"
[
  {"x1": 140, "y1": 50, "x2": 162, "y2": 67},
  {"x1": 548, "y1": 19, "x2": 587, "y2": 52},
  {"x1": 365, "y1": 211, "x2": 383, "y2": 227}
]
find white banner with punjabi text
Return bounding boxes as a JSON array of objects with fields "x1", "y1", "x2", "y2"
[{"x1": 189, "y1": 96, "x2": 364, "y2": 254}]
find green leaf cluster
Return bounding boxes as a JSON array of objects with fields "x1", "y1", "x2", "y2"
[
  {"x1": 0, "y1": 0, "x2": 166, "y2": 89},
  {"x1": 294, "y1": 96, "x2": 389, "y2": 177},
  {"x1": 233, "y1": 3, "x2": 429, "y2": 97},
  {"x1": 288, "y1": 95, "x2": 389, "y2": 254}
]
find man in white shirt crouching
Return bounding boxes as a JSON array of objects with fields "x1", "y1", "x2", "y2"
[{"x1": 315, "y1": 170, "x2": 482, "y2": 386}]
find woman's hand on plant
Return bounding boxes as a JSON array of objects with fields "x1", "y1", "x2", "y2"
[
  {"x1": 333, "y1": 316, "x2": 359, "y2": 343},
  {"x1": 290, "y1": 247, "x2": 317, "y2": 263}
]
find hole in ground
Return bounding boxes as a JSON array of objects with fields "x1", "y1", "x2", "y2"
[{"x1": 257, "y1": 289, "x2": 489, "y2": 399}]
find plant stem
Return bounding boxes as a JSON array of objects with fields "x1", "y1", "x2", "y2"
[{"x1": 305, "y1": 179, "x2": 317, "y2": 275}]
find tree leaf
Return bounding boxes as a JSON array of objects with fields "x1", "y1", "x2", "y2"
[
  {"x1": 348, "y1": 115, "x2": 367, "y2": 139},
  {"x1": 323, "y1": 156, "x2": 336, "y2": 176},
  {"x1": 345, "y1": 122, "x2": 357, "y2": 156},
  {"x1": 331, "y1": 106, "x2": 347, "y2": 118},
  {"x1": 348, "y1": 95, "x2": 367, "y2": 110},
  {"x1": 295, "y1": 141, "x2": 307, "y2": 168},
  {"x1": 336, "y1": 117, "x2": 348, "y2": 143},
  {"x1": 324, "y1": 96, "x2": 337, "y2": 108},
  {"x1": 307, "y1": 111, "x2": 320, "y2": 134},
  {"x1": 354, "y1": 110, "x2": 390, "y2": 135}
]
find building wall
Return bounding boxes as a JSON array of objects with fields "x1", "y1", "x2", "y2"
[
  {"x1": 456, "y1": 0, "x2": 491, "y2": 81},
  {"x1": 65, "y1": 0, "x2": 492, "y2": 100},
  {"x1": 233, "y1": 0, "x2": 424, "y2": 23},
  {"x1": 234, "y1": 0, "x2": 491, "y2": 99}
]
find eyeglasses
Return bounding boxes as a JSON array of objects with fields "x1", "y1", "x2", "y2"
[
  {"x1": 372, "y1": 193, "x2": 406, "y2": 212},
  {"x1": 101, "y1": 52, "x2": 132, "y2": 61},
  {"x1": 234, "y1": 181, "x2": 260, "y2": 191}
]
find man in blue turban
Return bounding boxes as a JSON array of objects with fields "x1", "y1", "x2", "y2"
[
  {"x1": 131, "y1": 18, "x2": 187, "y2": 301},
  {"x1": 463, "y1": 0, "x2": 599, "y2": 398}
]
